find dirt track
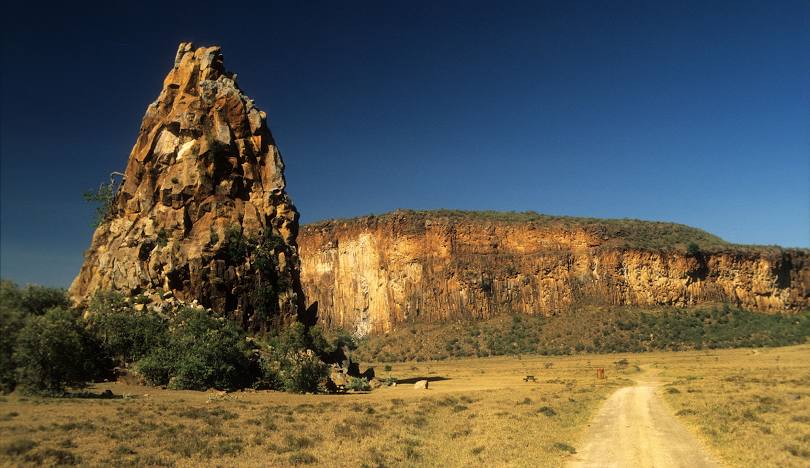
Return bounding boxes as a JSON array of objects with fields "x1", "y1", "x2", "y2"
[{"x1": 568, "y1": 375, "x2": 719, "y2": 468}]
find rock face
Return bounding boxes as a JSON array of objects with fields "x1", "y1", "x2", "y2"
[
  {"x1": 298, "y1": 211, "x2": 810, "y2": 336},
  {"x1": 70, "y1": 43, "x2": 307, "y2": 330}
]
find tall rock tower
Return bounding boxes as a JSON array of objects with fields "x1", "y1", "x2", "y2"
[{"x1": 70, "y1": 43, "x2": 309, "y2": 331}]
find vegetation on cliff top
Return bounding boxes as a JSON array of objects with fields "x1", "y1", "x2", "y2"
[{"x1": 305, "y1": 209, "x2": 798, "y2": 253}]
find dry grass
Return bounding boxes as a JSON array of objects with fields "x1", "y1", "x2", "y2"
[
  {"x1": 0, "y1": 355, "x2": 628, "y2": 467},
  {"x1": 0, "y1": 345, "x2": 807, "y2": 467},
  {"x1": 657, "y1": 344, "x2": 810, "y2": 467}
]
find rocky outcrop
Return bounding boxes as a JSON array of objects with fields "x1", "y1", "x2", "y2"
[
  {"x1": 299, "y1": 211, "x2": 810, "y2": 336},
  {"x1": 70, "y1": 43, "x2": 307, "y2": 330}
]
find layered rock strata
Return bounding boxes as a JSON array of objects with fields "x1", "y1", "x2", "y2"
[
  {"x1": 71, "y1": 43, "x2": 307, "y2": 330},
  {"x1": 298, "y1": 211, "x2": 809, "y2": 336}
]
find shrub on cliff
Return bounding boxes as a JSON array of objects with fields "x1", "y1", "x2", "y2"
[
  {"x1": 137, "y1": 307, "x2": 254, "y2": 391},
  {"x1": 13, "y1": 308, "x2": 101, "y2": 395}
]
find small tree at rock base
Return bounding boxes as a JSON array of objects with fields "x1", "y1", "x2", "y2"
[{"x1": 14, "y1": 308, "x2": 97, "y2": 395}]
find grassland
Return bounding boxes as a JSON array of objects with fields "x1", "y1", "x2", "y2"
[
  {"x1": 0, "y1": 355, "x2": 627, "y2": 467},
  {"x1": 1, "y1": 345, "x2": 808, "y2": 467},
  {"x1": 658, "y1": 344, "x2": 810, "y2": 467}
]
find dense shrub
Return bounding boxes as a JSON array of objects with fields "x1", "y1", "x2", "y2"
[
  {"x1": 86, "y1": 291, "x2": 168, "y2": 362},
  {"x1": 18, "y1": 285, "x2": 71, "y2": 316},
  {"x1": 13, "y1": 308, "x2": 99, "y2": 394},
  {"x1": 0, "y1": 282, "x2": 75, "y2": 393},
  {"x1": 1, "y1": 283, "x2": 26, "y2": 393},
  {"x1": 260, "y1": 323, "x2": 329, "y2": 393},
  {"x1": 0, "y1": 281, "x2": 337, "y2": 395},
  {"x1": 277, "y1": 350, "x2": 329, "y2": 393},
  {"x1": 347, "y1": 377, "x2": 371, "y2": 391},
  {"x1": 137, "y1": 307, "x2": 254, "y2": 390},
  {"x1": 352, "y1": 305, "x2": 810, "y2": 362}
]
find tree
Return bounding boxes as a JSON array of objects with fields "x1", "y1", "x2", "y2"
[
  {"x1": 14, "y1": 308, "x2": 96, "y2": 394},
  {"x1": 0, "y1": 281, "x2": 72, "y2": 393}
]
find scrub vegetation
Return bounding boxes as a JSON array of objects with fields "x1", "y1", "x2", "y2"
[
  {"x1": 316, "y1": 209, "x2": 795, "y2": 253},
  {"x1": 0, "y1": 281, "x2": 336, "y2": 395},
  {"x1": 352, "y1": 305, "x2": 810, "y2": 363}
]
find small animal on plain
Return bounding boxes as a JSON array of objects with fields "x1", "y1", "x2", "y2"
[{"x1": 523, "y1": 375, "x2": 537, "y2": 382}]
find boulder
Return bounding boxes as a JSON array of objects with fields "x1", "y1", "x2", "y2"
[{"x1": 414, "y1": 380, "x2": 429, "y2": 390}]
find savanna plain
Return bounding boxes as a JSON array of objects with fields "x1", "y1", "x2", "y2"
[{"x1": 1, "y1": 344, "x2": 808, "y2": 467}]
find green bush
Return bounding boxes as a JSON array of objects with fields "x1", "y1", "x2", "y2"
[
  {"x1": 0, "y1": 280, "x2": 70, "y2": 316},
  {"x1": 19, "y1": 286, "x2": 71, "y2": 316},
  {"x1": 137, "y1": 307, "x2": 253, "y2": 390},
  {"x1": 0, "y1": 281, "x2": 104, "y2": 393},
  {"x1": 13, "y1": 308, "x2": 98, "y2": 394},
  {"x1": 277, "y1": 350, "x2": 328, "y2": 393},
  {"x1": 255, "y1": 323, "x2": 332, "y2": 393},
  {"x1": 347, "y1": 377, "x2": 371, "y2": 391},
  {"x1": 86, "y1": 291, "x2": 168, "y2": 362},
  {"x1": 1, "y1": 283, "x2": 26, "y2": 393}
]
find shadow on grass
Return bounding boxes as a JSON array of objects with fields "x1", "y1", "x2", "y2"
[
  {"x1": 65, "y1": 389, "x2": 121, "y2": 399},
  {"x1": 396, "y1": 376, "x2": 451, "y2": 384}
]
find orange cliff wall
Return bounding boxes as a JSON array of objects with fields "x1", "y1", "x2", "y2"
[{"x1": 297, "y1": 212, "x2": 810, "y2": 336}]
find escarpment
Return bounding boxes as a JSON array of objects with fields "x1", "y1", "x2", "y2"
[
  {"x1": 298, "y1": 210, "x2": 810, "y2": 336},
  {"x1": 70, "y1": 43, "x2": 307, "y2": 331}
]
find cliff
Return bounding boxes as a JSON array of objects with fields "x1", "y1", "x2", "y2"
[
  {"x1": 70, "y1": 43, "x2": 308, "y2": 331},
  {"x1": 298, "y1": 210, "x2": 810, "y2": 336}
]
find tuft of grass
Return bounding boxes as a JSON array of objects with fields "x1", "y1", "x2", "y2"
[
  {"x1": 284, "y1": 435, "x2": 316, "y2": 451},
  {"x1": 334, "y1": 416, "x2": 381, "y2": 440},
  {"x1": 289, "y1": 452, "x2": 318, "y2": 465},
  {"x1": 537, "y1": 406, "x2": 557, "y2": 417},
  {"x1": 24, "y1": 448, "x2": 81, "y2": 465},
  {"x1": 174, "y1": 406, "x2": 238, "y2": 424},
  {"x1": 553, "y1": 442, "x2": 576, "y2": 454},
  {"x1": 113, "y1": 445, "x2": 136, "y2": 456},
  {"x1": 785, "y1": 445, "x2": 810, "y2": 459},
  {"x1": 214, "y1": 437, "x2": 244, "y2": 456},
  {"x1": 2, "y1": 439, "x2": 37, "y2": 457}
]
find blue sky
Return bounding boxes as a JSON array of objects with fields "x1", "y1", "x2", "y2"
[{"x1": 1, "y1": 1, "x2": 808, "y2": 287}]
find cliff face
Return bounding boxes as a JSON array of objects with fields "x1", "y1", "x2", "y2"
[
  {"x1": 70, "y1": 43, "x2": 307, "y2": 330},
  {"x1": 299, "y1": 211, "x2": 810, "y2": 336}
]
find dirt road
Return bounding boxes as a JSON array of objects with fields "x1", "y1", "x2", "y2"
[{"x1": 567, "y1": 378, "x2": 719, "y2": 468}]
